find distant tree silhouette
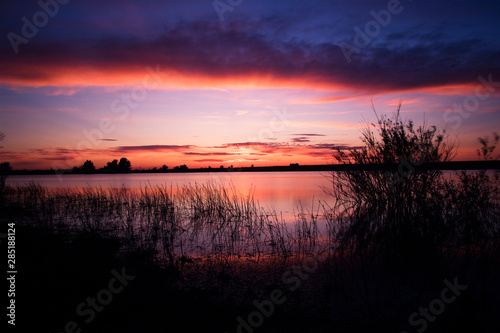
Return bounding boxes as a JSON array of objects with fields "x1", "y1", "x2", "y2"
[
  {"x1": 104, "y1": 159, "x2": 119, "y2": 173},
  {"x1": 0, "y1": 162, "x2": 11, "y2": 174},
  {"x1": 118, "y1": 157, "x2": 132, "y2": 173},
  {"x1": 79, "y1": 160, "x2": 96, "y2": 174},
  {"x1": 173, "y1": 164, "x2": 188, "y2": 171},
  {"x1": 100, "y1": 158, "x2": 131, "y2": 173}
]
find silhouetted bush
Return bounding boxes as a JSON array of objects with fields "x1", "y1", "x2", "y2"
[{"x1": 326, "y1": 107, "x2": 499, "y2": 260}]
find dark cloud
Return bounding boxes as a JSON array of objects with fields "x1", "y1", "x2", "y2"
[
  {"x1": 310, "y1": 144, "x2": 336, "y2": 149},
  {"x1": 292, "y1": 134, "x2": 326, "y2": 137},
  {"x1": 184, "y1": 152, "x2": 231, "y2": 156},
  {"x1": 330, "y1": 145, "x2": 364, "y2": 150},
  {"x1": 193, "y1": 159, "x2": 225, "y2": 163},
  {"x1": 292, "y1": 137, "x2": 310, "y2": 143},
  {"x1": 2, "y1": 17, "x2": 499, "y2": 91},
  {"x1": 114, "y1": 145, "x2": 193, "y2": 152},
  {"x1": 31, "y1": 148, "x2": 75, "y2": 155}
]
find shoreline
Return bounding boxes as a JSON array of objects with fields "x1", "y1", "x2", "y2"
[{"x1": 4, "y1": 160, "x2": 500, "y2": 176}]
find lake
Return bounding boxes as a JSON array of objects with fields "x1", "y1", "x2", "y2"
[{"x1": 5, "y1": 171, "x2": 334, "y2": 221}]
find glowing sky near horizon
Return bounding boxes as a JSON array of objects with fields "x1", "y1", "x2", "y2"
[{"x1": 1, "y1": 0, "x2": 499, "y2": 170}]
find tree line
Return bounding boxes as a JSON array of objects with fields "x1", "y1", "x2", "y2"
[
  {"x1": 73, "y1": 158, "x2": 173, "y2": 174},
  {"x1": 73, "y1": 158, "x2": 132, "y2": 174}
]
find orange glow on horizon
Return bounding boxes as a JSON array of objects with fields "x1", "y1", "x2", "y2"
[{"x1": 4, "y1": 63, "x2": 489, "y2": 98}]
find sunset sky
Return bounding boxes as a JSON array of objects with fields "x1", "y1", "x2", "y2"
[{"x1": 1, "y1": 0, "x2": 499, "y2": 170}]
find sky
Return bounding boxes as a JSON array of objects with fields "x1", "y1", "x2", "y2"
[{"x1": 0, "y1": 0, "x2": 499, "y2": 170}]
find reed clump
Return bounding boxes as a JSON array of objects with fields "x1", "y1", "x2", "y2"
[
  {"x1": 325, "y1": 109, "x2": 500, "y2": 263},
  {"x1": 1, "y1": 181, "x2": 326, "y2": 273}
]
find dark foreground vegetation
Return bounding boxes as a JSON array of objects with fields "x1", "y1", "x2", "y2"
[{"x1": 1, "y1": 113, "x2": 499, "y2": 332}]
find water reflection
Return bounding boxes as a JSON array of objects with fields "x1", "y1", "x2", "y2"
[{"x1": 5, "y1": 171, "x2": 334, "y2": 220}]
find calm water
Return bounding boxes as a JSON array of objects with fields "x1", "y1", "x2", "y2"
[{"x1": 6, "y1": 171, "x2": 334, "y2": 219}]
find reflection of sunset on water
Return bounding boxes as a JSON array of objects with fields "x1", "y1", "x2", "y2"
[{"x1": 6, "y1": 172, "x2": 333, "y2": 221}]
